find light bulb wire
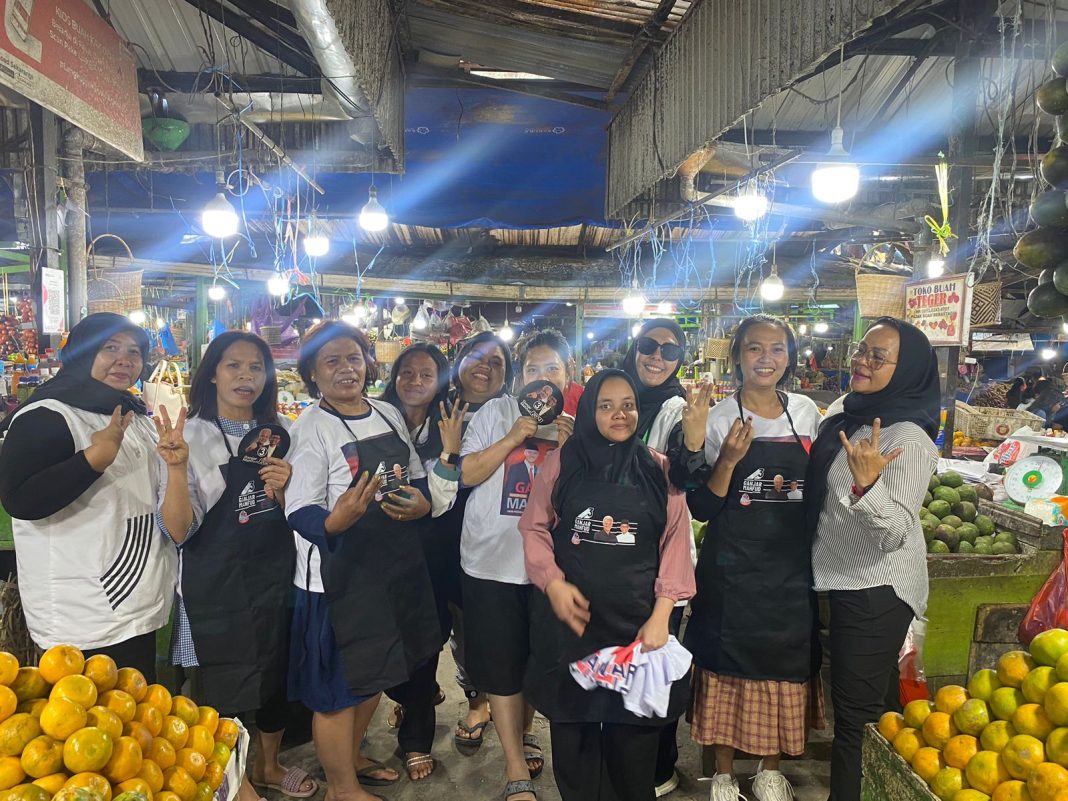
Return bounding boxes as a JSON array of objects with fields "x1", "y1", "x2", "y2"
[{"x1": 836, "y1": 42, "x2": 844, "y2": 130}]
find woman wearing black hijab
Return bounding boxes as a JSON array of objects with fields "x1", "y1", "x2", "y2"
[
  {"x1": 0, "y1": 313, "x2": 177, "y2": 678},
  {"x1": 519, "y1": 370, "x2": 695, "y2": 801},
  {"x1": 806, "y1": 317, "x2": 940, "y2": 801}
]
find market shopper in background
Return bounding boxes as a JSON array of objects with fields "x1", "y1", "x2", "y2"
[
  {"x1": 806, "y1": 317, "x2": 940, "y2": 801},
  {"x1": 459, "y1": 329, "x2": 577, "y2": 801},
  {"x1": 674, "y1": 316, "x2": 823, "y2": 801},
  {"x1": 519, "y1": 369, "x2": 695, "y2": 801},
  {"x1": 620, "y1": 317, "x2": 694, "y2": 798},
  {"x1": 0, "y1": 312, "x2": 176, "y2": 679},
  {"x1": 154, "y1": 331, "x2": 317, "y2": 801},
  {"x1": 285, "y1": 321, "x2": 442, "y2": 798}
]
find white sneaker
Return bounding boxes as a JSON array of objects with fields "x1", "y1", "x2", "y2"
[
  {"x1": 751, "y1": 762, "x2": 794, "y2": 801},
  {"x1": 655, "y1": 771, "x2": 680, "y2": 797},
  {"x1": 706, "y1": 773, "x2": 747, "y2": 801}
]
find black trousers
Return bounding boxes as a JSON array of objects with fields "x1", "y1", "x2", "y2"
[
  {"x1": 550, "y1": 721, "x2": 660, "y2": 801},
  {"x1": 384, "y1": 655, "x2": 440, "y2": 754},
  {"x1": 84, "y1": 630, "x2": 158, "y2": 683},
  {"x1": 828, "y1": 586, "x2": 914, "y2": 801},
  {"x1": 653, "y1": 606, "x2": 686, "y2": 785}
]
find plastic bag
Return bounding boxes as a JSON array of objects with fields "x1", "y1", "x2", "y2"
[
  {"x1": 899, "y1": 617, "x2": 929, "y2": 705},
  {"x1": 1019, "y1": 528, "x2": 1068, "y2": 645}
]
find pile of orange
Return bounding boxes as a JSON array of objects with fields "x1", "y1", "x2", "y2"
[
  {"x1": 878, "y1": 627, "x2": 1068, "y2": 801},
  {"x1": 0, "y1": 645, "x2": 239, "y2": 801}
]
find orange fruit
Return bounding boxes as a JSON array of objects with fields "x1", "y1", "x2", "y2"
[
  {"x1": 956, "y1": 791, "x2": 993, "y2": 801},
  {"x1": 936, "y1": 685, "x2": 970, "y2": 715},
  {"x1": 1014, "y1": 704, "x2": 1056, "y2": 740},
  {"x1": 1003, "y1": 734, "x2": 1047, "y2": 781},
  {"x1": 912, "y1": 746, "x2": 945, "y2": 783},
  {"x1": 103, "y1": 735, "x2": 142, "y2": 783},
  {"x1": 923, "y1": 711, "x2": 960, "y2": 750},
  {"x1": 63, "y1": 771, "x2": 112, "y2": 801},
  {"x1": 201, "y1": 762, "x2": 223, "y2": 792},
  {"x1": 992, "y1": 779, "x2": 1034, "y2": 801},
  {"x1": 114, "y1": 670, "x2": 147, "y2": 704},
  {"x1": 1030, "y1": 629, "x2": 1068, "y2": 667},
  {"x1": 878, "y1": 711, "x2": 906, "y2": 743},
  {"x1": 86, "y1": 706, "x2": 122, "y2": 741},
  {"x1": 134, "y1": 705, "x2": 162, "y2": 737},
  {"x1": 971, "y1": 669, "x2": 1005, "y2": 702},
  {"x1": 99, "y1": 691, "x2": 136, "y2": 724},
  {"x1": 905, "y1": 699, "x2": 936, "y2": 730},
  {"x1": 0, "y1": 687, "x2": 18, "y2": 724},
  {"x1": 1050, "y1": 727, "x2": 1068, "y2": 768},
  {"x1": 1047, "y1": 684, "x2": 1068, "y2": 727},
  {"x1": 0, "y1": 715, "x2": 42, "y2": 758},
  {"x1": 212, "y1": 720, "x2": 238, "y2": 751},
  {"x1": 39, "y1": 697, "x2": 87, "y2": 740},
  {"x1": 0, "y1": 758, "x2": 24, "y2": 791},
  {"x1": 994, "y1": 688, "x2": 1029, "y2": 722},
  {"x1": 50, "y1": 676, "x2": 97, "y2": 711},
  {"x1": 932, "y1": 766, "x2": 968, "y2": 800},
  {"x1": 81, "y1": 656, "x2": 117, "y2": 694},
  {"x1": 37, "y1": 647, "x2": 84, "y2": 686},
  {"x1": 169, "y1": 698, "x2": 197, "y2": 730},
  {"x1": 892, "y1": 727, "x2": 925, "y2": 762},
  {"x1": 19, "y1": 735, "x2": 63, "y2": 779},
  {"x1": 967, "y1": 750, "x2": 1012, "y2": 794},
  {"x1": 208, "y1": 742, "x2": 229, "y2": 769},
  {"x1": 193, "y1": 709, "x2": 217, "y2": 738},
  {"x1": 156, "y1": 792, "x2": 182, "y2": 801},
  {"x1": 31, "y1": 773, "x2": 66, "y2": 795},
  {"x1": 3, "y1": 785, "x2": 51, "y2": 801},
  {"x1": 185, "y1": 727, "x2": 212, "y2": 760},
  {"x1": 192, "y1": 782, "x2": 211, "y2": 801},
  {"x1": 143, "y1": 687, "x2": 171, "y2": 719},
  {"x1": 160, "y1": 717, "x2": 188, "y2": 751},
  {"x1": 62, "y1": 727, "x2": 114, "y2": 773},
  {"x1": 0, "y1": 655, "x2": 19, "y2": 688},
  {"x1": 137, "y1": 759, "x2": 165, "y2": 793},
  {"x1": 957, "y1": 699, "x2": 993, "y2": 736},
  {"x1": 124, "y1": 721, "x2": 154, "y2": 754},
  {"x1": 945, "y1": 735, "x2": 980, "y2": 770},
  {"x1": 1030, "y1": 762, "x2": 1068, "y2": 801},
  {"x1": 14, "y1": 700, "x2": 45, "y2": 720},
  {"x1": 10, "y1": 670, "x2": 49, "y2": 704},
  {"x1": 116, "y1": 777, "x2": 154, "y2": 800},
  {"x1": 1000, "y1": 652, "x2": 1039, "y2": 689},
  {"x1": 162, "y1": 766, "x2": 196, "y2": 801},
  {"x1": 148, "y1": 738, "x2": 176, "y2": 770},
  {"x1": 982, "y1": 720, "x2": 1018, "y2": 752},
  {"x1": 174, "y1": 749, "x2": 205, "y2": 782},
  {"x1": 1024, "y1": 667, "x2": 1059, "y2": 704}
]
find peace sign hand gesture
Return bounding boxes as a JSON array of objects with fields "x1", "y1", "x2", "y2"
[
  {"x1": 681, "y1": 383, "x2": 715, "y2": 452},
  {"x1": 838, "y1": 417, "x2": 904, "y2": 491},
  {"x1": 153, "y1": 406, "x2": 189, "y2": 469}
]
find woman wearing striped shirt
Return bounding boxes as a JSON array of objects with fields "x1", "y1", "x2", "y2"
[{"x1": 804, "y1": 318, "x2": 940, "y2": 801}]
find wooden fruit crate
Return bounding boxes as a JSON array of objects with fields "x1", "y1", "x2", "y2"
[
  {"x1": 861, "y1": 724, "x2": 937, "y2": 801},
  {"x1": 978, "y1": 498, "x2": 1063, "y2": 551}
]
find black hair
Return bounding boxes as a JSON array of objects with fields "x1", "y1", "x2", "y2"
[
  {"x1": 730, "y1": 314, "x2": 798, "y2": 387},
  {"x1": 297, "y1": 320, "x2": 378, "y2": 399},
  {"x1": 512, "y1": 328, "x2": 572, "y2": 391},
  {"x1": 451, "y1": 331, "x2": 514, "y2": 399},
  {"x1": 382, "y1": 343, "x2": 450, "y2": 415},
  {"x1": 189, "y1": 332, "x2": 279, "y2": 424}
]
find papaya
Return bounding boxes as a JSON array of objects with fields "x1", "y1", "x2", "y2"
[
  {"x1": 1054, "y1": 262, "x2": 1068, "y2": 295},
  {"x1": 1028, "y1": 283, "x2": 1068, "y2": 318},
  {"x1": 1043, "y1": 144, "x2": 1068, "y2": 189},
  {"x1": 1031, "y1": 190, "x2": 1068, "y2": 228},
  {"x1": 1039, "y1": 76, "x2": 1068, "y2": 115},
  {"x1": 1055, "y1": 41, "x2": 1068, "y2": 77},
  {"x1": 1015, "y1": 228, "x2": 1068, "y2": 273}
]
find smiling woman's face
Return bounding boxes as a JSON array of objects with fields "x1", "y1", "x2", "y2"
[{"x1": 90, "y1": 333, "x2": 143, "y2": 391}]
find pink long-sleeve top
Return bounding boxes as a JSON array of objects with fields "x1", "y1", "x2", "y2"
[{"x1": 520, "y1": 447, "x2": 696, "y2": 602}]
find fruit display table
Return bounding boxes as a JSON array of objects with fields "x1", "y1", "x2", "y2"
[{"x1": 861, "y1": 723, "x2": 937, "y2": 801}]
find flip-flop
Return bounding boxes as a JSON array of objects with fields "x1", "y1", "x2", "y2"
[
  {"x1": 404, "y1": 753, "x2": 436, "y2": 781},
  {"x1": 504, "y1": 779, "x2": 537, "y2": 800},
  {"x1": 356, "y1": 760, "x2": 399, "y2": 787},
  {"x1": 250, "y1": 767, "x2": 319, "y2": 799},
  {"x1": 523, "y1": 733, "x2": 544, "y2": 780},
  {"x1": 454, "y1": 718, "x2": 491, "y2": 748},
  {"x1": 387, "y1": 688, "x2": 447, "y2": 729}
]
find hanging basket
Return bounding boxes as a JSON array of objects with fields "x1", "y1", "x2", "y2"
[
  {"x1": 86, "y1": 234, "x2": 142, "y2": 315},
  {"x1": 375, "y1": 339, "x2": 404, "y2": 363},
  {"x1": 855, "y1": 268, "x2": 907, "y2": 319},
  {"x1": 970, "y1": 281, "x2": 1003, "y2": 328}
]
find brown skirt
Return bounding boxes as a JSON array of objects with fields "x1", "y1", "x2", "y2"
[{"x1": 689, "y1": 669, "x2": 826, "y2": 756}]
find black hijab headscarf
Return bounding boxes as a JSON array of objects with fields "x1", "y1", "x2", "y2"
[
  {"x1": 622, "y1": 318, "x2": 687, "y2": 442},
  {"x1": 1, "y1": 313, "x2": 150, "y2": 432},
  {"x1": 804, "y1": 317, "x2": 940, "y2": 540},
  {"x1": 552, "y1": 369, "x2": 667, "y2": 520}
]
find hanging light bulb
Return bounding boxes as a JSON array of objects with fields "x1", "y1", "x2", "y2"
[
  {"x1": 412, "y1": 304, "x2": 430, "y2": 331},
  {"x1": 155, "y1": 318, "x2": 166, "y2": 330},
  {"x1": 395, "y1": 297, "x2": 406, "y2": 306},
  {"x1": 586, "y1": 331, "x2": 594, "y2": 340},
  {"x1": 811, "y1": 47, "x2": 860, "y2": 205},
  {"x1": 128, "y1": 310, "x2": 147, "y2": 326},
  {"x1": 207, "y1": 283, "x2": 226, "y2": 301},
  {"x1": 927, "y1": 256, "x2": 946, "y2": 278},
  {"x1": 304, "y1": 230, "x2": 330, "y2": 258},
  {"x1": 499, "y1": 321, "x2": 515, "y2": 342},
  {"x1": 1042, "y1": 347, "x2": 1058, "y2": 361},
  {"x1": 733, "y1": 189, "x2": 769, "y2": 222},
  {"x1": 359, "y1": 186, "x2": 389, "y2": 232},
  {"x1": 760, "y1": 263, "x2": 785, "y2": 302},
  {"x1": 814, "y1": 321, "x2": 830, "y2": 334},
  {"x1": 1062, "y1": 321, "x2": 1068, "y2": 335},
  {"x1": 657, "y1": 301, "x2": 674, "y2": 315},
  {"x1": 621, "y1": 287, "x2": 646, "y2": 316},
  {"x1": 267, "y1": 273, "x2": 289, "y2": 297},
  {"x1": 798, "y1": 323, "x2": 809, "y2": 335},
  {"x1": 201, "y1": 191, "x2": 239, "y2": 239},
  {"x1": 804, "y1": 348, "x2": 813, "y2": 356}
]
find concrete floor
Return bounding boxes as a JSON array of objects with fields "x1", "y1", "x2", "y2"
[{"x1": 269, "y1": 649, "x2": 833, "y2": 801}]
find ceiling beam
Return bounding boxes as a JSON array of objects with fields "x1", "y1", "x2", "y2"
[
  {"x1": 137, "y1": 70, "x2": 321, "y2": 94},
  {"x1": 605, "y1": 0, "x2": 676, "y2": 103},
  {"x1": 413, "y1": 0, "x2": 653, "y2": 41},
  {"x1": 218, "y1": 0, "x2": 310, "y2": 60},
  {"x1": 408, "y1": 65, "x2": 608, "y2": 111}
]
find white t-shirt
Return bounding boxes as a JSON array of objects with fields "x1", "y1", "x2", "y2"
[
  {"x1": 460, "y1": 395, "x2": 561, "y2": 584},
  {"x1": 286, "y1": 399, "x2": 425, "y2": 592},
  {"x1": 705, "y1": 392, "x2": 821, "y2": 465}
]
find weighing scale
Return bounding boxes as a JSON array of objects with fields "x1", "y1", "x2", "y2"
[{"x1": 1000, "y1": 434, "x2": 1068, "y2": 504}]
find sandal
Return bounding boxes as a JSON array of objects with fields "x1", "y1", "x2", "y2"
[
  {"x1": 504, "y1": 779, "x2": 537, "y2": 800},
  {"x1": 404, "y1": 753, "x2": 436, "y2": 781},
  {"x1": 454, "y1": 718, "x2": 492, "y2": 748},
  {"x1": 523, "y1": 733, "x2": 544, "y2": 780},
  {"x1": 356, "y1": 760, "x2": 399, "y2": 787},
  {"x1": 249, "y1": 767, "x2": 319, "y2": 799},
  {"x1": 388, "y1": 687, "x2": 447, "y2": 729}
]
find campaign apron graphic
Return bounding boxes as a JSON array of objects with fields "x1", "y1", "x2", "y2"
[
  {"x1": 569, "y1": 507, "x2": 638, "y2": 546},
  {"x1": 500, "y1": 436, "x2": 557, "y2": 516}
]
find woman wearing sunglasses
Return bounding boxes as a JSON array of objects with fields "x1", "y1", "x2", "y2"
[{"x1": 806, "y1": 318, "x2": 939, "y2": 801}]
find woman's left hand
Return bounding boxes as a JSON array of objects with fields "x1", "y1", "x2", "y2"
[
  {"x1": 259, "y1": 457, "x2": 291, "y2": 498},
  {"x1": 381, "y1": 486, "x2": 431, "y2": 522},
  {"x1": 555, "y1": 413, "x2": 575, "y2": 446},
  {"x1": 839, "y1": 418, "x2": 904, "y2": 490},
  {"x1": 636, "y1": 616, "x2": 669, "y2": 651},
  {"x1": 439, "y1": 400, "x2": 469, "y2": 456}
]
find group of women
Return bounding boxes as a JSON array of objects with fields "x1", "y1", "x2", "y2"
[{"x1": 0, "y1": 308, "x2": 942, "y2": 801}]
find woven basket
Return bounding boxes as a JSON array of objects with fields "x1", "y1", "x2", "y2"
[
  {"x1": 703, "y1": 337, "x2": 731, "y2": 360},
  {"x1": 375, "y1": 339, "x2": 404, "y2": 363},
  {"x1": 260, "y1": 325, "x2": 282, "y2": 345},
  {"x1": 86, "y1": 235, "x2": 142, "y2": 315},
  {"x1": 855, "y1": 271, "x2": 907, "y2": 319},
  {"x1": 971, "y1": 281, "x2": 1003, "y2": 328}
]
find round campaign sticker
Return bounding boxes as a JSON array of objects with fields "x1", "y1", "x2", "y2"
[
  {"x1": 517, "y1": 380, "x2": 564, "y2": 425},
  {"x1": 740, "y1": 493, "x2": 752, "y2": 507},
  {"x1": 237, "y1": 424, "x2": 291, "y2": 466}
]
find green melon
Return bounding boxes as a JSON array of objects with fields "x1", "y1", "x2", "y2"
[
  {"x1": 929, "y1": 539, "x2": 951, "y2": 554},
  {"x1": 1016, "y1": 228, "x2": 1068, "y2": 273},
  {"x1": 958, "y1": 540, "x2": 975, "y2": 554},
  {"x1": 941, "y1": 471, "x2": 964, "y2": 488},
  {"x1": 1042, "y1": 268, "x2": 1057, "y2": 285},
  {"x1": 995, "y1": 531, "x2": 1019, "y2": 548},
  {"x1": 929, "y1": 474, "x2": 941, "y2": 491},
  {"x1": 1039, "y1": 77, "x2": 1068, "y2": 116},
  {"x1": 1055, "y1": 262, "x2": 1068, "y2": 296},
  {"x1": 1028, "y1": 283, "x2": 1068, "y2": 318},
  {"x1": 992, "y1": 541, "x2": 1018, "y2": 555},
  {"x1": 924, "y1": 491, "x2": 934, "y2": 506},
  {"x1": 1043, "y1": 144, "x2": 1068, "y2": 189},
  {"x1": 1031, "y1": 190, "x2": 1068, "y2": 228},
  {"x1": 1055, "y1": 41, "x2": 1068, "y2": 77},
  {"x1": 952, "y1": 501, "x2": 978, "y2": 522},
  {"x1": 921, "y1": 517, "x2": 938, "y2": 542},
  {"x1": 932, "y1": 486, "x2": 961, "y2": 505},
  {"x1": 928, "y1": 499, "x2": 953, "y2": 519},
  {"x1": 1059, "y1": 114, "x2": 1068, "y2": 144},
  {"x1": 958, "y1": 522, "x2": 980, "y2": 544},
  {"x1": 941, "y1": 514, "x2": 964, "y2": 529},
  {"x1": 974, "y1": 541, "x2": 995, "y2": 555},
  {"x1": 935, "y1": 526, "x2": 960, "y2": 551},
  {"x1": 975, "y1": 515, "x2": 996, "y2": 536},
  {"x1": 958, "y1": 485, "x2": 978, "y2": 503}
]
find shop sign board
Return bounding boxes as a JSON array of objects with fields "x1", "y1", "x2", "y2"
[
  {"x1": 40, "y1": 266, "x2": 64, "y2": 333},
  {"x1": 0, "y1": 0, "x2": 143, "y2": 160},
  {"x1": 905, "y1": 275, "x2": 972, "y2": 347}
]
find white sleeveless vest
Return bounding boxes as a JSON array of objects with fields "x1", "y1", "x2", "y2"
[{"x1": 10, "y1": 399, "x2": 177, "y2": 649}]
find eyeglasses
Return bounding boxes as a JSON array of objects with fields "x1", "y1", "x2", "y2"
[
  {"x1": 636, "y1": 337, "x2": 684, "y2": 362},
  {"x1": 850, "y1": 343, "x2": 897, "y2": 371}
]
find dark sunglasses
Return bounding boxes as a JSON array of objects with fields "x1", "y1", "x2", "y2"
[{"x1": 635, "y1": 337, "x2": 684, "y2": 362}]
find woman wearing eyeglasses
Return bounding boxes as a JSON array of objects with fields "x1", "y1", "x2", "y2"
[{"x1": 806, "y1": 317, "x2": 940, "y2": 801}]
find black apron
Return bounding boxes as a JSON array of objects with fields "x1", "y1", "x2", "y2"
[
  {"x1": 525, "y1": 476, "x2": 688, "y2": 726},
  {"x1": 318, "y1": 405, "x2": 441, "y2": 696},
  {"x1": 181, "y1": 421, "x2": 295, "y2": 714},
  {"x1": 683, "y1": 393, "x2": 820, "y2": 682}
]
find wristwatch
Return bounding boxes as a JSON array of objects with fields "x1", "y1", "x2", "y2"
[{"x1": 441, "y1": 452, "x2": 459, "y2": 465}]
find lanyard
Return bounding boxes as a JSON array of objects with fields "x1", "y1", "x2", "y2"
[{"x1": 734, "y1": 391, "x2": 804, "y2": 449}]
